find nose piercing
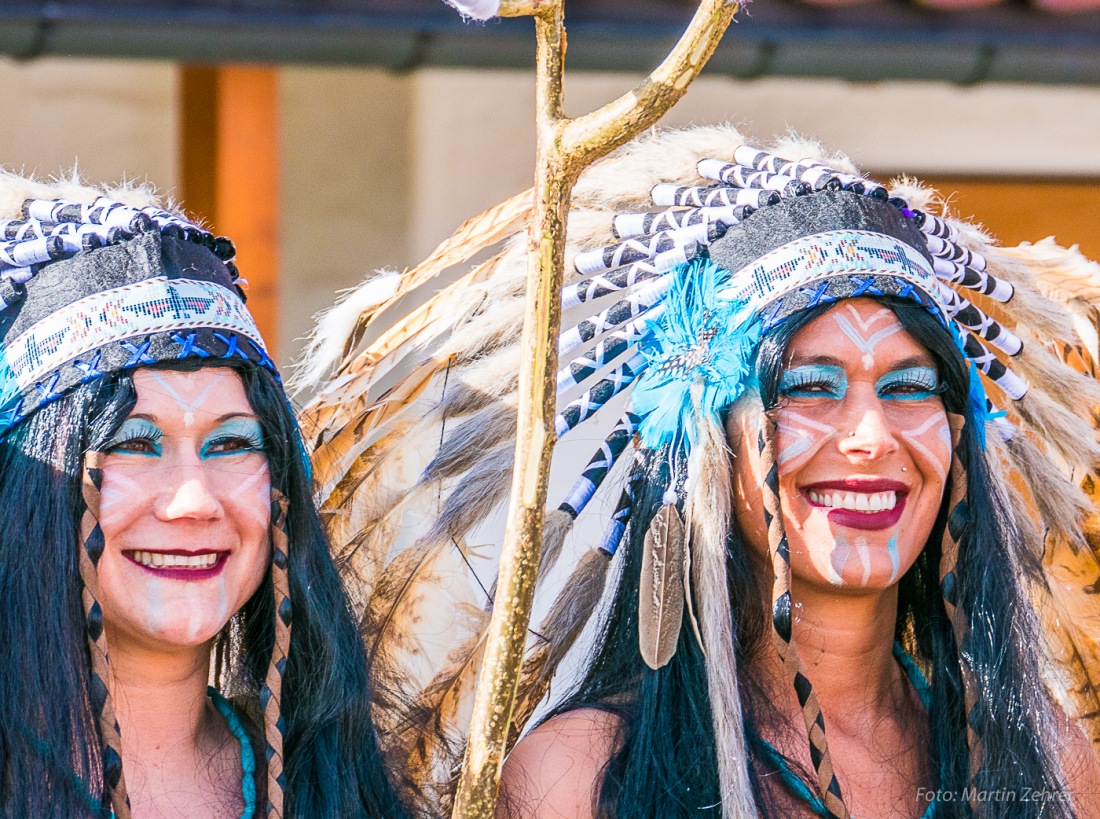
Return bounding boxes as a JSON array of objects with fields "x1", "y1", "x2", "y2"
[
  {"x1": 848, "y1": 431, "x2": 856, "y2": 437},
  {"x1": 902, "y1": 467, "x2": 908, "y2": 472}
]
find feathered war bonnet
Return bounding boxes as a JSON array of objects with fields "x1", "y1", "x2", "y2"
[
  {"x1": 296, "y1": 125, "x2": 1100, "y2": 816},
  {"x1": 0, "y1": 171, "x2": 292, "y2": 819}
]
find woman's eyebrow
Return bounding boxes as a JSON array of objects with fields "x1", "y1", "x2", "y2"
[
  {"x1": 212, "y1": 412, "x2": 258, "y2": 424},
  {"x1": 124, "y1": 411, "x2": 256, "y2": 424},
  {"x1": 885, "y1": 355, "x2": 936, "y2": 369},
  {"x1": 787, "y1": 354, "x2": 845, "y2": 368}
]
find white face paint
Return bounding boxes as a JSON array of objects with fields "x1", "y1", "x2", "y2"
[
  {"x1": 832, "y1": 303, "x2": 902, "y2": 371},
  {"x1": 732, "y1": 298, "x2": 951, "y2": 592},
  {"x1": 94, "y1": 368, "x2": 272, "y2": 650}
]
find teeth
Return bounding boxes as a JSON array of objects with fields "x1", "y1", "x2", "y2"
[
  {"x1": 807, "y1": 490, "x2": 897, "y2": 512},
  {"x1": 130, "y1": 551, "x2": 219, "y2": 570}
]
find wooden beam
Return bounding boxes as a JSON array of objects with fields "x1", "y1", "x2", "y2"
[
  {"x1": 920, "y1": 177, "x2": 1100, "y2": 263},
  {"x1": 179, "y1": 64, "x2": 281, "y2": 357}
]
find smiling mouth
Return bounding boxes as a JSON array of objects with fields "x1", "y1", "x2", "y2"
[
  {"x1": 801, "y1": 481, "x2": 909, "y2": 530},
  {"x1": 124, "y1": 550, "x2": 228, "y2": 579}
]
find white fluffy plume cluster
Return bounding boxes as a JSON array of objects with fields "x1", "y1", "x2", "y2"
[{"x1": 443, "y1": 0, "x2": 502, "y2": 21}]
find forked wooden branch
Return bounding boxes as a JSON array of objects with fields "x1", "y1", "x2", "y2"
[{"x1": 451, "y1": 2, "x2": 739, "y2": 816}]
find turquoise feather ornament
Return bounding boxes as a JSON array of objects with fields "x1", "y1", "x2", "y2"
[{"x1": 632, "y1": 259, "x2": 761, "y2": 449}]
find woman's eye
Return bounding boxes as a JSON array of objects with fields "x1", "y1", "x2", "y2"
[
  {"x1": 876, "y1": 367, "x2": 941, "y2": 400},
  {"x1": 108, "y1": 436, "x2": 161, "y2": 455},
  {"x1": 779, "y1": 365, "x2": 848, "y2": 399},
  {"x1": 781, "y1": 380, "x2": 833, "y2": 396},
  {"x1": 105, "y1": 420, "x2": 163, "y2": 456},
  {"x1": 200, "y1": 419, "x2": 265, "y2": 458},
  {"x1": 204, "y1": 436, "x2": 262, "y2": 455}
]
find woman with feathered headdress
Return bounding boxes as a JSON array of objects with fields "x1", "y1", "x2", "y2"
[
  {"x1": 298, "y1": 125, "x2": 1100, "y2": 818},
  {"x1": 0, "y1": 172, "x2": 407, "y2": 817}
]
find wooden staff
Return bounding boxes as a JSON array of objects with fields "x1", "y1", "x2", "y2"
[{"x1": 451, "y1": 2, "x2": 740, "y2": 815}]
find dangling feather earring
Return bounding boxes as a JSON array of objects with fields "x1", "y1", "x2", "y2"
[
  {"x1": 80, "y1": 450, "x2": 131, "y2": 819},
  {"x1": 261, "y1": 489, "x2": 292, "y2": 818}
]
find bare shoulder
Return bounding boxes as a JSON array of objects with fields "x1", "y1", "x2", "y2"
[
  {"x1": 496, "y1": 708, "x2": 625, "y2": 819},
  {"x1": 1054, "y1": 708, "x2": 1100, "y2": 816}
]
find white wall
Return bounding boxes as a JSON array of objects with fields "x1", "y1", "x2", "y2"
[{"x1": 0, "y1": 56, "x2": 177, "y2": 193}]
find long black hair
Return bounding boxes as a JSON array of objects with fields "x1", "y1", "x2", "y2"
[
  {"x1": 0, "y1": 359, "x2": 408, "y2": 817},
  {"x1": 555, "y1": 298, "x2": 1072, "y2": 818}
]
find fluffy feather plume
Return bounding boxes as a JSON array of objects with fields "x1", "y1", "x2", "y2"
[
  {"x1": 294, "y1": 271, "x2": 401, "y2": 390},
  {"x1": 0, "y1": 167, "x2": 165, "y2": 221},
  {"x1": 443, "y1": 0, "x2": 501, "y2": 20},
  {"x1": 686, "y1": 408, "x2": 758, "y2": 819}
]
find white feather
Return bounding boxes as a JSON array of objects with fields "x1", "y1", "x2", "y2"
[
  {"x1": 443, "y1": 0, "x2": 502, "y2": 20},
  {"x1": 293, "y1": 270, "x2": 402, "y2": 391}
]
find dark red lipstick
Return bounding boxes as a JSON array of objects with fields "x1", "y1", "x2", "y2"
[
  {"x1": 123, "y1": 549, "x2": 229, "y2": 582},
  {"x1": 801, "y1": 479, "x2": 909, "y2": 531}
]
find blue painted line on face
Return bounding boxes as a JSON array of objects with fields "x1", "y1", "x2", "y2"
[{"x1": 887, "y1": 530, "x2": 900, "y2": 583}]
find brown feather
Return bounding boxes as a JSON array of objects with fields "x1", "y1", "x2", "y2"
[
  {"x1": 396, "y1": 188, "x2": 533, "y2": 297},
  {"x1": 1040, "y1": 528, "x2": 1100, "y2": 753},
  {"x1": 509, "y1": 548, "x2": 613, "y2": 748},
  {"x1": 639, "y1": 503, "x2": 686, "y2": 670}
]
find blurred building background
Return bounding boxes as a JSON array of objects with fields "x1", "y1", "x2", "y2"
[{"x1": 3, "y1": 0, "x2": 1100, "y2": 369}]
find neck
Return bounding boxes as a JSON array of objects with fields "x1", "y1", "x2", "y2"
[
  {"x1": 105, "y1": 629, "x2": 218, "y2": 769},
  {"x1": 757, "y1": 580, "x2": 911, "y2": 735}
]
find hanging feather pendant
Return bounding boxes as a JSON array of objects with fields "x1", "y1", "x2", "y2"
[{"x1": 639, "y1": 501, "x2": 686, "y2": 669}]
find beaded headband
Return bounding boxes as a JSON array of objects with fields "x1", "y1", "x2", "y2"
[{"x1": 0, "y1": 197, "x2": 275, "y2": 435}]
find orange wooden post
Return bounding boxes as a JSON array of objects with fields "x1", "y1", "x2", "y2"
[{"x1": 179, "y1": 65, "x2": 281, "y2": 357}]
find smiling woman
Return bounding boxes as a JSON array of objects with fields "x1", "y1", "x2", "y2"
[
  {"x1": 486, "y1": 139, "x2": 1100, "y2": 819},
  {"x1": 491, "y1": 155, "x2": 1100, "y2": 817},
  {"x1": 0, "y1": 173, "x2": 407, "y2": 818}
]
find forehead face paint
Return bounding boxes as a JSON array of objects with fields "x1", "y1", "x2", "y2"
[
  {"x1": 148, "y1": 369, "x2": 232, "y2": 428},
  {"x1": 94, "y1": 368, "x2": 273, "y2": 650},
  {"x1": 832, "y1": 303, "x2": 903, "y2": 371}
]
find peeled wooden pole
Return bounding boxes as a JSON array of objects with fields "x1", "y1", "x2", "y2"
[{"x1": 451, "y1": 2, "x2": 739, "y2": 816}]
